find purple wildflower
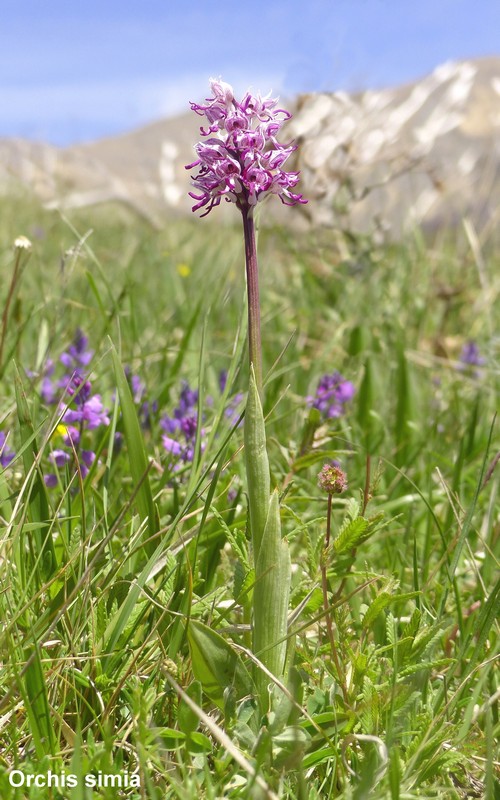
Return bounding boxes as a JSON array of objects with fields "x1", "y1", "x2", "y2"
[
  {"x1": 62, "y1": 394, "x2": 110, "y2": 429},
  {"x1": 34, "y1": 329, "x2": 109, "y2": 489},
  {"x1": 131, "y1": 375, "x2": 146, "y2": 403},
  {"x1": 0, "y1": 430, "x2": 15, "y2": 467},
  {"x1": 162, "y1": 436, "x2": 184, "y2": 458},
  {"x1": 160, "y1": 381, "x2": 203, "y2": 464},
  {"x1": 225, "y1": 392, "x2": 244, "y2": 427},
  {"x1": 61, "y1": 425, "x2": 81, "y2": 446},
  {"x1": 308, "y1": 372, "x2": 355, "y2": 419},
  {"x1": 80, "y1": 449, "x2": 96, "y2": 477},
  {"x1": 459, "y1": 341, "x2": 485, "y2": 368},
  {"x1": 186, "y1": 78, "x2": 307, "y2": 216},
  {"x1": 175, "y1": 381, "x2": 199, "y2": 417},
  {"x1": 219, "y1": 369, "x2": 228, "y2": 394},
  {"x1": 125, "y1": 369, "x2": 158, "y2": 429},
  {"x1": 49, "y1": 449, "x2": 71, "y2": 468},
  {"x1": 27, "y1": 359, "x2": 57, "y2": 405},
  {"x1": 217, "y1": 369, "x2": 244, "y2": 425},
  {"x1": 60, "y1": 328, "x2": 94, "y2": 370}
]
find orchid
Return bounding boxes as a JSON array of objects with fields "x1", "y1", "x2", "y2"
[
  {"x1": 186, "y1": 78, "x2": 307, "y2": 217},
  {"x1": 187, "y1": 81, "x2": 304, "y2": 710}
]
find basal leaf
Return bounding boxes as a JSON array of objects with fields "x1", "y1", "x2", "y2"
[{"x1": 187, "y1": 619, "x2": 253, "y2": 708}]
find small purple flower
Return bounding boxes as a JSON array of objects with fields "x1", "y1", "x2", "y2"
[
  {"x1": 62, "y1": 394, "x2": 110, "y2": 429},
  {"x1": 67, "y1": 373, "x2": 92, "y2": 406},
  {"x1": 60, "y1": 328, "x2": 93, "y2": 370},
  {"x1": 44, "y1": 474, "x2": 58, "y2": 488},
  {"x1": 219, "y1": 369, "x2": 228, "y2": 394},
  {"x1": 28, "y1": 359, "x2": 57, "y2": 405},
  {"x1": 131, "y1": 375, "x2": 146, "y2": 403},
  {"x1": 49, "y1": 449, "x2": 71, "y2": 468},
  {"x1": 225, "y1": 392, "x2": 244, "y2": 427},
  {"x1": 459, "y1": 341, "x2": 485, "y2": 368},
  {"x1": 125, "y1": 368, "x2": 158, "y2": 429},
  {"x1": 175, "y1": 381, "x2": 199, "y2": 417},
  {"x1": 80, "y1": 449, "x2": 96, "y2": 477},
  {"x1": 160, "y1": 380, "x2": 204, "y2": 464},
  {"x1": 160, "y1": 415, "x2": 178, "y2": 435},
  {"x1": 41, "y1": 376, "x2": 57, "y2": 405},
  {"x1": 61, "y1": 425, "x2": 81, "y2": 446},
  {"x1": 186, "y1": 78, "x2": 307, "y2": 216},
  {"x1": 81, "y1": 450, "x2": 96, "y2": 469},
  {"x1": 162, "y1": 435, "x2": 183, "y2": 458},
  {"x1": 308, "y1": 372, "x2": 355, "y2": 419},
  {"x1": 0, "y1": 430, "x2": 15, "y2": 467}
]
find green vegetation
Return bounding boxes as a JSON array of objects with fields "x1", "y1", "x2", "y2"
[{"x1": 0, "y1": 196, "x2": 498, "y2": 798}]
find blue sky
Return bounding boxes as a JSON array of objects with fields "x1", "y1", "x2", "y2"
[{"x1": 1, "y1": 0, "x2": 498, "y2": 145}]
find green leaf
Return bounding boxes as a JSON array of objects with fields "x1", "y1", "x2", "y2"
[
  {"x1": 110, "y1": 342, "x2": 158, "y2": 553},
  {"x1": 14, "y1": 364, "x2": 56, "y2": 580},
  {"x1": 357, "y1": 357, "x2": 384, "y2": 452},
  {"x1": 187, "y1": 620, "x2": 253, "y2": 709},
  {"x1": 394, "y1": 346, "x2": 417, "y2": 467},
  {"x1": 186, "y1": 731, "x2": 213, "y2": 753},
  {"x1": 20, "y1": 643, "x2": 55, "y2": 758},
  {"x1": 253, "y1": 489, "x2": 291, "y2": 707},
  {"x1": 333, "y1": 511, "x2": 384, "y2": 555},
  {"x1": 178, "y1": 680, "x2": 202, "y2": 736},
  {"x1": 389, "y1": 746, "x2": 401, "y2": 800},
  {"x1": 362, "y1": 591, "x2": 421, "y2": 630},
  {"x1": 333, "y1": 517, "x2": 369, "y2": 555}
]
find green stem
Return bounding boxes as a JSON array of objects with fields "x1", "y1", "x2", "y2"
[
  {"x1": 241, "y1": 208, "x2": 263, "y2": 395},
  {"x1": 321, "y1": 493, "x2": 349, "y2": 704},
  {"x1": 0, "y1": 247, "x2": 26, "y2": 372}
]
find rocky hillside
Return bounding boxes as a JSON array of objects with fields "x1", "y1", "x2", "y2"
[{"x1": 1, "y1": 57, "x2": 499, "y2": 236}]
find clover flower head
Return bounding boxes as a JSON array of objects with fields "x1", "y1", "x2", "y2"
[{"x1": 186, "y1": 78, "x2": 307, "y2": 216}]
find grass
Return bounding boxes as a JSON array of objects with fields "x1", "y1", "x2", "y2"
[{"x1": 0, "y1": 194, "x2": 498, "y2": 799}]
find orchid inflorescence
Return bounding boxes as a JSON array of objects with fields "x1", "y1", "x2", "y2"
[{"x1": 186, "y1": 78, "x2": 307, "y2": 216}]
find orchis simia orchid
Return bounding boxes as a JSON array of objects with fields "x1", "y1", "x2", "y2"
[{"x1": 186, "y1": 78, "x2": 306, "y2": 710}]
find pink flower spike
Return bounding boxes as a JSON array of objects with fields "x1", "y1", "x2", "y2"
[{"x1": 186, "y1": 79, "x2": 306, "y2": 216}]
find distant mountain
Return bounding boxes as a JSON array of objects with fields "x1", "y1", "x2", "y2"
[
  {"x1": 287, "y1": 56, "x2": 500, "y2": 236},
  {"x1": 1, "y1": 57, "x2": 499, "y2": 236}
]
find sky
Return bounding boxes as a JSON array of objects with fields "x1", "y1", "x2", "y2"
[{"x1": 1, "y1": 0, "x2": 499, "y2": 146}]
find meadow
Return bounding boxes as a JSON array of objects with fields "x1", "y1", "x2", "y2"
[{"x1": 0, "y1": 192, "x2": 498, "y2": 799}]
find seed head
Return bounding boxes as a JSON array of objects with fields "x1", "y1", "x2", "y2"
[{"x1": 318, "y1": 463, "x2": 348, "y2": 495}]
